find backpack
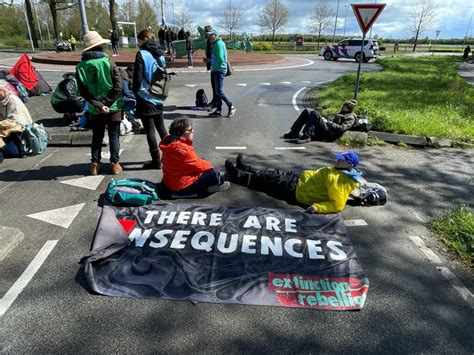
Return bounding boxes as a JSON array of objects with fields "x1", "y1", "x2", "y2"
[
  {"x1": 351, "y1": 183, "x2": 388, "y2": 206},
  {"x1": 350, "y1": 115, "x2": 373, "y2": 132},
  {"x1": 148, "y1": 65, "x2": 171, "y2": 101},
  {"x1": 6, "y1": 75, "x2": 29, "y2": 103},
  {"x1": 106, "y1": 179, "x2": 159, "y2": 206},
  {"x1": 23, "y1": 123, "x2": 50, "y2": 156},
  {"x1": 195, "y1": 89, "x2": 208, "y2": 107}
]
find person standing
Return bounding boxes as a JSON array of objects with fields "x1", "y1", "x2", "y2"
[
  {"x1": 207, "y1": 29, "x2": 236, "y2": 118},
  {"x1": 165, "y1": 26, "x2": 172, "y2": 54},
  {"x1": 109, "y1": 29, "x2": 119, "y2": 56},
  {"x1": 132, "y1": 29, "x2": 168, "y2": 169},
  {"x1": 158, "y1": 27, "x2": 166, "y2": 50},
  {"x1": 75, "y1": 31, "x2": 124, "y2": 176},
  {"x1": 204, "y1": 25, "x2": 216, "y2": 109},
  {"x1": 463, "y1": 45, "x2": 471, "y2": 62},
  {"x1": 185, "y1": 31, "x2": 193, "y2": 68},
  {"x1": 69, "y1": 35, "x2": 77, "y2": 52},
  {"x1": 178, "y1": 28, "x2": 185, "y2": 40}
]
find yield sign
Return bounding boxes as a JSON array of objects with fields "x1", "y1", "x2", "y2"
[{"x1": 352, "y1": 3, "x2": 386, "y2": 35}]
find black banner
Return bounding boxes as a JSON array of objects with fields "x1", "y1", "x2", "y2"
[{"x1": 82, "y1": 204, "x2": 369, "y2": 310}]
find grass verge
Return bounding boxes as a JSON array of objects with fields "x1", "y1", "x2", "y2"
[
  {"x1": 313, "y1": 56, "x2": 474, "y2": 142},
  {"x1": 428, "y1": 205, "x2": 474, "y2": 267}
]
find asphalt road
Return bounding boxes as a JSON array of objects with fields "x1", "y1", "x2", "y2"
[{"x1": 0, "y1": 53, "x2": 473, "y2": 353}]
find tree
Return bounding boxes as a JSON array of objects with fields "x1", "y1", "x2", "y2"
[
  {"x1": 308, "y1": 2, "x2": 333, "y2": 48},
  {"x1": 136, "y1": 0, "x2": 159, "y2": 32},
  {"x1": 174, "y1": 6, "x2": 193, "y2": 31},
  {"x1": 221, "y1": 0, "x2": 242, "y2": 39},
  {"x1": 25, "y1": 0, "x2": 39, "y2": 47},
  {"x1": 409, "y1": 0, "x2": 437, "y2": 51},
  {"x1": 43, "y1": 1, "x2": 78, "y2": 41},
  {"x1": 258, "y1": 0, "x2": 289, "y2": 44},
  {"x1": 109, "y1": 0, "x2": 118, "y2": 34}
]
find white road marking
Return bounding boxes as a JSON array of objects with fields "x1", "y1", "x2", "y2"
[
  {"x1": 86, "y1": 149, "x2": 124, "y2": 159},
  {"x1": 0, "y1": 240, "x2": 58, "y2": 318},
  {"x1": 27, "y1": 203, "x2": 85, "y2": 228},
  {"x1": 343, "y1": 219, "x2": 368, "y2": 227},
  {"x1": 260, "y1": 82, "x2": 271, "y2": 85},
  {"x1": 235, "y1": 57, "x2": 315, "y2": 72},
  {"x1": 314, "y1": 79, "x2": 335, "y2": 86},
  {"x1": 123, "y1": 135, "x2": 134, "y2": 143},
  {"x1": 409, "y1": 236, "x2": 442, "y2": 264},
  {"x1": 437, "y1": 267, "x2": 474, "y2": 309},
  {"x1": 185, "y1": 84, "x2": 197, "y2": 87},
  {"x1": 274, "y1": 147, "x2": 306, "y2": 150},
  {"x1": 60, "y1": 175, "x2": 105, "y2": 191},
  {"x1": 236, "y1": 83, "x2": 248, "y2": 86},
  {"x1": 301, "y1": 80, "x2": 312, "y2": 84},
  {"x1": 215, "y1": 146, "x2": 247, "y2": 150},
  {"x1": 280, "y1": 81, "x2": 291, "y2": 85},
  {"x1": 292, "y1": 87, "x2": 307, "y2": 111}
]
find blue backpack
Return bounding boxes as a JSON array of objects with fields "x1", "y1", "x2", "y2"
[
  {"x1": 24, "y1": 123, "x2": 50, "y2": 156},
  {"x1": 106, "y1": 179, "x2": 159, "y2": 206}
]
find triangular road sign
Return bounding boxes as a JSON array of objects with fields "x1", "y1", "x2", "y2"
[{"x1": 352, "y1": 3, "x2": 386, "y2": 35}]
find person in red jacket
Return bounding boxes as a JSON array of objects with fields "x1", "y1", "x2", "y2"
[{"x1": 160, "y1": 118, "x2": 230, "y2": 197}]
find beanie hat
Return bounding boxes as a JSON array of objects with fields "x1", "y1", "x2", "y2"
[{"x1": 343, "y1": 99, "x2": 358, "y2": 111}]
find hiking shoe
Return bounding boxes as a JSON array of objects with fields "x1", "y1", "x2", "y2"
[
  {"x1": 236, "y1": 153, "x2": 245, "y2": 169},
  {"x1": 283, "y1": 132, "x2": 299, "y2": 140},
  {"x1": 209, "y1": 110, "x2": 222, "y2": 117},
  {"x1": 207, "y1": 181, "x2": 231, "y2": 193},
  {"x1": 297, "y1": 135, "x2": 311, "y2": 144},
  {"x1": 111, "y1": 162, "x2": 123, "y2": 175},
  {"x1": 227, "y1": 106, "x2": 236, "y2": 118},
  {"x1": 143, "y1": 160, "x2": 162, "y2": 169},
  {"x1": 90, "y1": 162, "x2": 100, "y2": 176}
]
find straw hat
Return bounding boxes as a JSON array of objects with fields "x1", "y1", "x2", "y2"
[{"x1": 83, "y1": 31, "x2": 110, "y2": 52}]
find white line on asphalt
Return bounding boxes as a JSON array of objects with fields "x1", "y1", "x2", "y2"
[
  {"x1": 409, "y1": 236, "x2": 442, "y2": 264},
  {"x1": 0, "y1": 240, "x2": 58, "y2": 318},
  {"x1": 123, "y1": 135, "x2": 134, "y2": 143},
  {"x1": 274, "y1": 147, "x2": 306, "y2": 150},
  {"x1": 343, "y1": 219, "x2": 368, "y2": 227},
  {"x1": 260, "y1": 82, "x2": 271, "y2": 85},
  {"x1": 314, "y1": 79, "x2": 335, "y2": 86},
  {"x1": 301, "y1": 80, "x2": 312, "y2": 84},
  {"x1": 215, "y1": 146, "x2": 247, "y2": 150},
  {"x1": 280, "y1": 81, "x2": 291, "y2": 85},
  {"x1": 236, "y1": 83, "x2": 248, "y2": 86},
  {"x1": 185, "y1": 84, "x2": 197, "y2": 87},
  {"x1": 234, "y1": 58, "x2": 315, "y2": 72},
  {"x1": 292, "y1": 87, "x2": 307, "y2": 111},
  {"x1": 437, "y1": 267, "x2": 474, "y2": 309}
]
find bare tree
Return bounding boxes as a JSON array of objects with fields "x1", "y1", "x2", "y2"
[
  {"x1": 258, "y1": 0, "x2": 289, "y2": 44},
  {"x1": 109, "y1": 0, "x2": 118, "y2": 33},
  {"x1": 43, "y1": 1, "x2": 77, "y2": 41},
  {"x1": 308, "y1": 2, "x2": 333, "y2": 48},
  {"x1": 0, "y1": 0, "x2": 14, "y2": 6},
  {"x1": 221, "y1": 0, "x2": 242, "y2": 39},
  {"x1": 409, "y1": 0, "x2": 438, "y2": 51},
  {"x1": 174, "y1": 6, "x2": 193, "y2": 31},
  {"x1": 25, "y1": 0, "x2": 39, "y2": 47}
]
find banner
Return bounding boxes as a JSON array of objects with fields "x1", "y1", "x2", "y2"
[{"x1": 82, "y1": 204, "x2": 369, "y2": 311}]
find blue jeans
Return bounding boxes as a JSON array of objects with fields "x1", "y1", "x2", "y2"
[
  {"x1": 174, "y1": 168, "x2": 224, "y2": 197},
  {"x1": 212, "y1": 71, "x2": 232, "y2": 112},
  {"x1": 187, "y1": 50, "x2": 193, "y2": 66}
]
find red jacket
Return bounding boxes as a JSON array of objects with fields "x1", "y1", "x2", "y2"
[{"x1": 160, "y1": 135, "x2": 213, "y2": 191}]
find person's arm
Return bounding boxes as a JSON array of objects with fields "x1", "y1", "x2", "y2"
[
  {"x1": 179, "y1": 145, "x2": 213, "y2": 173},
  {"x1": 122, "y1": 80, "x2": 135, "y2": 100},
  {"x1": 310, "y1": 177, "x2": 351, "y2": 214},
  {"x1": 76, "y1": 72, "x2": 105, "y2": 111},
  {"x1": 326, "y1": 113, "x2": 356, "y2": 135},
  {"x1": 132, "y1": 51, "x2": 144, "y2": 94},
  {"x1": 103, "y1": 59, "x2": 122, "y2": 107}
]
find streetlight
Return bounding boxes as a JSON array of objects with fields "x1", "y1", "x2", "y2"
[
  {"x1": 343, "y1": 4, "x2": 349, "y2": 37},
  {"x1": 332, "y1": 0, "x2": 340, "y2": 43}
]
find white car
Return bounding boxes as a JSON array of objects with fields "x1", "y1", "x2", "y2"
[{"x1": 320, "y1": 38, "x2": 380, "y2": 62}]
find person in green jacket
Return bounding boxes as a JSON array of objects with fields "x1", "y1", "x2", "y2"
[
  {"x1": 225, "y1": 151, "x2": 362, "y2": 214},
  {"x1": 76, "y1": 31, "x2": 124, "y2": 176}
]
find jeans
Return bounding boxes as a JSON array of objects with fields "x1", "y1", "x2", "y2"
[
  {"x1": 141, "y1": 111, "x2": 167, "y2": 155},
  {"x1": 290, "y1": 109, "x2": 331, "y2": 141},
  {"x1": 212, "y1": 70, "x2": 232, "y2": 112},
  {"x1": 174, "y1": 168, "x2": 224, "y2": 197},
  {"x1": 187, "y1": 50, "x2": 193, "y2": 67},
  {"x1": 112, "y1": 44, "x2": 119, "y2": 55},
  {"x1": 91, "y1": 118, "x2": 120, "y2": 163}
]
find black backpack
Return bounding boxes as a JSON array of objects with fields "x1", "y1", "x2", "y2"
[
  {"x1": 195, "y1": 89, "x2": 208, "y2": 107},
  {"x1": 352, "y1": 183, "x2": 388, "y2": 206},
  {"x1": 350, "y1": 115, "x2": 373, "y2": 132}
]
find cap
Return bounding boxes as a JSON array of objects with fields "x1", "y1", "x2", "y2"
[
  {"x1": 335, "y1": 151, "x2": 360, "y2": 167},
  {"x1": 206, "y1": 29, "x2": 218, "y2": 36}
]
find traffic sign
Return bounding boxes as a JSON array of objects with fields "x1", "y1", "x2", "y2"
[{"x1": 352, "y1": 3, "x2": 386, "y2": 35}]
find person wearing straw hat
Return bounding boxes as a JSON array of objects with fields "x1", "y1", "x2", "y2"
[
  {"x1": 283, "y1": 99, "x2": 358, "y2": 144},
  {"x1": 76, "y1": 31, "x2": 124, "y2": 176}
]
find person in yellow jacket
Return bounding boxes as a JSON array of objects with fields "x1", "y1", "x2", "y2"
[
  {"x1": 69, "y1": 35, "x2": 77, "y2": 52},
  {"x1": 225, "y1": 151, "x2": 361, "y2": 214}
]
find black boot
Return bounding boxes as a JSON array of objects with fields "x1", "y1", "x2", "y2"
[
  {"x1": 225, "y1": 159, "x2": 253, "y2": 186},
  {"x1": 236, "y1": 154, "x2": 258, "y2": 173},
  {"x1": 143, "y1": 149, "x2": 162, "y2": 169}
]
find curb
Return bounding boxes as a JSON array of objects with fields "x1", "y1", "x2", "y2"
[
  {"x1": 0, "y1": 226, "x2": 24, "y2": 262},
  {"x1": 48, "y1": 131, "x2": 95, "y2": 147}
]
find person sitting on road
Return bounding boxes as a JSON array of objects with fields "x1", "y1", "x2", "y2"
[
  {"x1": 283, "y1": 99, "x2": 358, "y2": 144},
  {"x1": 225, "y1": 151, "x2": 362, "y2": 214},
  {"x1": 51, "y1": 72, "x2": 85, "y2": 125},
  {"x1": 160, "y1": 118, "x2": 230, "y2": 197},
  {"x1": 0, "y1": 80, "x2": 32, "y2": 126}
]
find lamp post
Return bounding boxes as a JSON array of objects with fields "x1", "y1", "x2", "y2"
[
  {"x1": 332, "y1": 0, "x2": 340, "y2": 43},
  {"x1": 78, "y1": 0, "x2": 89, "y2": 36},
  {"x1": 343, "y1": 4, "x2": 349, "y2": 37}
]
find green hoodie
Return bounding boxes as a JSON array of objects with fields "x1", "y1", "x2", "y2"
[{"x1": 210, "y1": 38, "x2": 228, "y2": 73}]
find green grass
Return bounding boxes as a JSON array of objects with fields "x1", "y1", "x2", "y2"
[
  {"x1": 429, "y1": 205, "x2": 474, "y2": 267},
  {"x1": 313, "y1": 56, "x2": 474, "y2": 141}
]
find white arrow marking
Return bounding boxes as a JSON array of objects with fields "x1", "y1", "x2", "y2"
[
  {"x1": 60, "y1": 175, "x2": 105, "y2": 191},
  {"x1": 236, "y1": 83, "x2": 247, "y2": 86},
  {"x1": 27, "y1": 203, "x2": 85, "y2": 228},
  {"x1": 86, "y1": 149, "x2": 124, "y2": 159},
  {"x1": 280, "y1": 81, "x2": 291, "y2": 85},
  {"x1": 259, "y1": 82, "x2": 271, "y2": 85},
  {"x1": 292, "y1": 87, "x2": 306, "y2": 111},
  {"x1": 185, "y1": 84, "x2": 197, "y2": 87}
]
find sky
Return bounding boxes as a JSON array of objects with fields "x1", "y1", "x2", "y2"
[{"x1": 159, "y1": 0, "x2": 473, "y2": 40}]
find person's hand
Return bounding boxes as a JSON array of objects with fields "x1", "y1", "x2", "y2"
[
  {"x1": 306, "y1": 206, "x2": 317, "y2": 214},
  {"x1": 100, "y1": 106, "x2": 110, "y2": 113}
]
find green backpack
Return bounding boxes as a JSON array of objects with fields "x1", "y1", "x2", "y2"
[
  {"x1": 24, "y1": 123, "x2": 50, "y2": 156},
  {"x1": 106, "y1": 179, "x2": 159, "y2": 206}
]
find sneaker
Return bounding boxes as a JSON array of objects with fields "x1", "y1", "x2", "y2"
[
  {"x1": 209, "y1": 110, "x2": 222, "y2": 117},
  {"x1": 227, "y1": 106, "x2": 236, "y2": 118},
  {"x1": 90, "y1": 162, "x2": 100, "y2": 176},
  {"x1": 283, "y1": 132, "x2": 299, "y2": 140},
  {"x1": 187, "y1": 65, "x2": 193, "y2": 68},
  {"x1": 297, "y1": 135, "x2": 311, "y2": 144},
  {"x1": 111, "y1": 162, "x2": 123, "y2": 175},
  {"x1": 207, "y1": 181, "x2": 231, "y2": 193},
  {"x1": 143, "y1": 160, "x2": 162, "y2": 169}
]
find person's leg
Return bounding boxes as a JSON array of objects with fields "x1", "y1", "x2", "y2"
[
  {"x1": 302, "y1": 110, "x2": 330, "y2": 140},
  {"x1": 174, "y1": 168, "x2": 227, "y2": 197},
  {"x1": 212, "y1": 71, "x2": 223, "y2": 113},
  {"x1": 215, "y1": 71, "x2": 233, "y2": 112},
  {"x1": 90, "y1": 117, "x2": 106, "y2": 175},
  {"x1": 152, "y1": 110, "x2": 167, "y2": 139},
  {"x1": 210, "y1": 71, "x2": 217, "y2": 107},
  {"x1": 288, "y1": 108, "x2": 311, "y2": 137},
  {"x1": 107, "y1": 120, "x2": 121, "y2": 163},
  {"x1": 141, "y1": 115, "x2": 162, "y2": 169}
]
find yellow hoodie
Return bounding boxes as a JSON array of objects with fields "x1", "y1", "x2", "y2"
[{"x1": 295, "y1": 167, "x2": 359, "y2": 214}]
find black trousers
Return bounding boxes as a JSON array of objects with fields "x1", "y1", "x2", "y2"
[
  {"x1": 52, "y1": 100, "x2": 84, "y2": 114},
  {"x1": 290, "y1": 108, "x2": 331, "y2": 141},
  {"x1": 141, "y1": 112, "x2": 167, "y2": 158}
]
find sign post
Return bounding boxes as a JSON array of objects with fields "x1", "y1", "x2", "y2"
[{"x1": 351, "y1": 3, "x2": 386, "y2": 100}]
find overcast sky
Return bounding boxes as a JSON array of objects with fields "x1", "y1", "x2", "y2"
[{"x1": 160, "y1": 0, "x2": 473, "y2": 40}]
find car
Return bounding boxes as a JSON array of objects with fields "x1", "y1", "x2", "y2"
[{"x1": 320, "y1": 38, "x2": 380, "y2": 62}]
